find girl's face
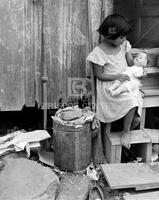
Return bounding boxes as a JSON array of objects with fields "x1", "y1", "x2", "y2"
[{"x1": 110, "y1": 36, "x2": 126, "y2": 47}]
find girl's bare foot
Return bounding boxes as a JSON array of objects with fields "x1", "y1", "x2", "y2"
[{"x1": 121, "y1": 131, "x2": 131, "y2": 149}]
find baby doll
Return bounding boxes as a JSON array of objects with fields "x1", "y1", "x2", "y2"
[{"x1": 107, "y1": 52, "x2": 148, "y2": 97}]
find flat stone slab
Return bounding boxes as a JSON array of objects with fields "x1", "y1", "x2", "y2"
[
  {"x1": 0, "y1": 156, "x2": 59, "y2": 200},
  {"x1": 56, "y1": 174, "x2": 90, "y2": 200}
]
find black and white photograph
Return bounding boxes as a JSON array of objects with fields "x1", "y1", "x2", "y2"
[{"x1": 0, "y1": 0, "x2": 159, "y2": 199}]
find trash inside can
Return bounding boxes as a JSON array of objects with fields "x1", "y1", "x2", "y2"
[{"x1": 53, "y1": 122, "x2": 91, "y2": 171}]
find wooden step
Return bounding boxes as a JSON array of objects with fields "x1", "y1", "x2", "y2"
[
  {"x1": 141, "y1": 87, "x2": 159, "y2": 108},
  {"x1": 144, "y1": 128, "x2": 159, "y2": 143},
  {"x1": 142, "y1": 87, "x2": 159, "y2": 96},
  {"x1": 107, "y1": 129, "x2": 151, "y2": 146},
  {"x1": 104, "y1": 129, "x2": 152, "y2": 163}
]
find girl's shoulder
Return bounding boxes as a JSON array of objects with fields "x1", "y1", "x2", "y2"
[
  {"x1": 86, "y1": 40, "x2": 132, "y2": 66},
  {"x1": 86, "y1": 46, "x2": 107, "y2": 66},
  {"x1": 90, "y1": 44, "x2": 106, "y2": 55},
  {"x1": 121, "y1": 40, "x2": 132, "y2": 53}
]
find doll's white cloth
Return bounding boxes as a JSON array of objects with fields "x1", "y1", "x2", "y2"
[
  {"x1": 108, "y1": 66, "x2": 144, "y2": 97},
  {"x1": 122, "y1": 66, "x2": 144, "y2": 97}
]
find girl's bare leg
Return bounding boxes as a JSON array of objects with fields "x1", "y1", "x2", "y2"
[
  {"x1": 121, "y1": 107, "x2": 137, "y2": 148},
  {"x1": 131, "y1": 112, "x2": 140, "y2": 130}
]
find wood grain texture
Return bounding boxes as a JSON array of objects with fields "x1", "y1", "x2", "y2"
[
  {"x1": 86, "y1": 0, "x2": 113, "y2": 76},
  {"x1": 0, "y1": 0, "x2": 42, "y2": 110},
  {"x1": 104, "y1": 129, "x2": 152, "y2": 163},
  {"x1": 23, "y1": 0, "x2": 42, "y2": 107},
  {"x1": 0, "y1": 0, "x2": 25, "y2": 110},
  {"x1": 107, "y1": 129, "x2": 151, "y2": 146},
  {"x1": 124, "y1": 191, "x2": 159, "y2": 200},
  {"x1": 0, "y1": 0, "x2": 113, "y2": 110},
  {"x1": 114, "y1": 0, "x2": 159, "y2": 48},
  {"x1": 101, "y1": 162, "x2": 159, "y2": 190},
  {"x1": 43, "y1": 0, "x2": 89, "y2": 108},
  {"x1": 144, "y1": 128, "x2": 159, "y2": 143}
]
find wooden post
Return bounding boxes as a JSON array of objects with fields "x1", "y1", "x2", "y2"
[
  {"x1": 104, "y1": 0, "x2": 114, "y2": 18},
  {"x1": 41, "y1": 0, "x2": 48, "y2": 130},
  {"x1": 140, "y1": 108, "x2": 146, "y2": 129},
  {"x1": 87, "y1": 0, "x2": 96, "y2": 112}
]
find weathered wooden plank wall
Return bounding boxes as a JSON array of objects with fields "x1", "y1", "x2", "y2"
[
  {"x1": 43, "y1": 0, "x2": 113, "y2": 108},
  {"x1": 43, "y1": 0, "x2": 90, "y2": 108},
  {"x1": 0, "y1": 0, "x2": 42, "y2": 111},
  {"x1": 23, "y1": 0, "x2": 42, "y2": 107},
  {"x1": 0, "y1": 0, "x2": 25, "y2": 111},
  {"x1": 86, "y1": 0, "x2": 113, "y2": 76},
  {"x1": 0, "y1": 0, "x2": 113, "y2": 111},
  {"x1": 114, "y1": 0, "x2": 159, "y2": 48}
]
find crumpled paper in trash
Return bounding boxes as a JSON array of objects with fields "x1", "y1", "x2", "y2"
[{"x1": 52, "y1": 106, "x2": 95, "y2": 128}]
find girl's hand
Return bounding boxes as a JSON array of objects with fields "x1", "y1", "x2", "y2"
[
  {"x1": 139, "y1": 68, "x2": 147, "y2": 80},
  {"x1": 116, "y1": 74, "x2": 130, "y2": 82},
  {"x1": 143, "y1": 68, "x2": 147, "y2": 77}
]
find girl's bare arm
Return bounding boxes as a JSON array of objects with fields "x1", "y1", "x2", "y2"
[
  {"x1": 94, "y1": 64, "x2": 130, "y2": 82},
  {"x1": 126, "y1": 52, "x2": 134, "y2": 66}
]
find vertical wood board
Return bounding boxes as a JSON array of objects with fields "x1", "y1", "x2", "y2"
[
  {"x1": 114, "y1": 0, "x2": 159, "y2": 48},
  {"x1": 0, "y1": 0, "x2": 25, "y2": 110},
  {"x1": 44, "y1": 0, "x2": 90, "y2": 108},
  {"x1": 0, "y1": 0, "x2": 42, "y2": 110}
]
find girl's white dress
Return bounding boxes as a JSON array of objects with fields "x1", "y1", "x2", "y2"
[{"x1": 86, "y1": 40, "x2": 142, "y2": 123}]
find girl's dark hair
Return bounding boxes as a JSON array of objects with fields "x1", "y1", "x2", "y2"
[{"x1": 97, "y1": 14, "x2": 132, "y2": 40}]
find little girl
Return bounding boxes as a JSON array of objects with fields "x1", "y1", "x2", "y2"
[{"x1": 86, "y1": 14, "x2": 143, "y2": 148}]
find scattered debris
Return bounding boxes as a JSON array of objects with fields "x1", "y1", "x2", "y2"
[
  {"x1": 26, "y1": 141, "x2": 41, "y2": 158},
  {"x1": 91, "y1": 116, "x2": 100, "y2": 130},
  {"x1": 56, "y1": 173, "x2": 90, "y2": 200},
  {"x1": 0, "y1": 130, "x2": 50, "y2": 156},
  {"x1": 151, "y1": 152, "x2": 159, "y2": 163},
  {"x1": 87, "y1": 164, "x2": 99, "y2": 181},
  {"x1": 38, "y1": 149, "x2": 54, "y2": 167},
  {"x1": 153, "y1": 144, "x2": 159, "y2": 153},
  {"x1": 51, "y1": 167, "x2": 66, "y2": 176},
  {"x1": 134, "y1": 157, "x2": 142, "y2": 163},
  {"x1": 89, "y1": 184, "x2": 104, "y2": 200}
]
